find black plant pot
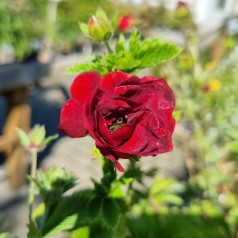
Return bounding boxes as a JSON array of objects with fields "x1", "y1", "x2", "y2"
[{"x1": 0, "y1": 61, "x2": 51, "y2": 92}]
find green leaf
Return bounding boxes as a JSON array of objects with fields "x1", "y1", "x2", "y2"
[
  {"x1": 31, "y1": 167, "x2": 78, "y2": 203},
  {"x1": 173, "y1": 110, "x2": 181, "y2": 121},
  {"x1": 27, "y1": 219, "x2": 42, "y2": 238},
  {"x1": 102, "y1": 198, "x2": 120, "y2": 228},
  {"x1": 115, "y1": 41, "x2": 125, "y2": 53},
  {"x1": 43, "y1": 134, "x2": 58, "y2": 146},
  {"x1": 67, "y1": 28, "x2": 180, "y2": 76},
  {"x1": 45, "y1": 214, "x2": 78, "y2": 236},
  {"x1": 150, "y1": 178, "x2": 175, "y2": 195},
  {"x1": 90, "y1": 224, "x2": 113, "y2": 238},
  {"x1": 128, "y1": 30, "x2": 141, "y2": 53},
  {"x1": 34, "y1": 203, "x2": 45, "y2": 222},
  {"x1": 71, "y1": 226, "x2": 90, "y2": 238},
  {"x1": 41, "y1": 190, "x2": 92, "y2": 236},
  {"x1": 226, "y1": 141, "x2": 238, "y2": 153},
  {"x1": 16, "y1": 127, "x2": 30, "y2": 147},
  {"x1": 110, "y1": 182, "x2": 125, "y2": 198},
  {"x1": 87, "y1": 196, "x2": 103, "y2": 221},
  {"x1": 115, "y1": 51, "x2": 141, "y2": 71},
  {"x1": 66, "y1": 61, "x2": 108, "y2": 76},
  {"x1": 136, "y1": 38, "x2": 181, "y2": 68},
  {"x1": 79, "y1": 22, "x2": 89, "y2": 36},
  {"x1": 155, "y1": 193, "x2": 184, "y2": 206},
  {"x1": 92, "y1": 146, "x2": 104, "y2": 160},
  {"x1": 114, "y1": 198, "x2": 128, "y2": 213}
]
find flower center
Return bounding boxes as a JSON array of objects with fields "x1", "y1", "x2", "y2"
[{"x1": 108, "y1": 116, "x2": 127, "y2": 133}]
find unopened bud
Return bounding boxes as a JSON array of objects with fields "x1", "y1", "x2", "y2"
[{"x1": 89, "y1": 16, "x2": 112, "y2": 42}]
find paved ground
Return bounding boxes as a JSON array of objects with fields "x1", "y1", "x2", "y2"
[{"x1": 0, "y1": 52, "x2": 187, "y2": 238}]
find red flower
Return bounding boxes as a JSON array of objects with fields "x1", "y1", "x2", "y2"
[
  {"x1": 58, "y1": 71, "x2": 176, "y2": 171},
  {"x1": 118, "y1": 15, "x2": 135, "y2": 32}
]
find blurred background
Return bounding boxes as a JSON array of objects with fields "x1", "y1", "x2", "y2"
[{"x1": 0, "y1": 0, "x2": 238, "y2": 237}]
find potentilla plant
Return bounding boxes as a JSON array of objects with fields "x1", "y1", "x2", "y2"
[{"x1": 3, "y1": 8, "x2": 181, "y2": 238}]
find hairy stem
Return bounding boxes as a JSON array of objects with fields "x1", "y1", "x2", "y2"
[
  {"x1": 28, "y1": 149, "x2": 38, "y2": 220},
  {"x1": 104, "y1": 40, "x2": 113, "y2": 53}
]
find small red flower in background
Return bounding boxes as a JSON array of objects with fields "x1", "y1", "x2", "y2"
[
  {"x1": 202, "y1": 83, "x2": 210, "y2": 92},
  {"x1": 58, "y1": 71, "x2": 176, "y2": 172},
  {"x1": 177, "y1": 1, "x2": 187, "y2": 9},
  {"x1": 202, "y1": 79, "x2": 222, "y2": 93},
  {"x1": 118, "y1": 15, "x2": 135, "y2": 32}
]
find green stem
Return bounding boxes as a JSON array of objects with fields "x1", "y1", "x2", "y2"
[
  {"x1": 104, "y1": 40, "x2": 113, "y2": 53},
  {"x1": 28, "y1": 149, "x2": 38, "y2": 220}
]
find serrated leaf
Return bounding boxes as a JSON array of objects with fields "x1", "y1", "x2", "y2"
[
  {"x1": 87, "y1": 196, "x2": 103, "y2": 221},
  {"x1": 116, "y1": 52, "x2": 140, "y2": 71},
  {"x1": 90, "y1": 224, "x2": 113, "y2": 238},
  {"x1": 16, "y1": 127, "x2": 30, "y2": 147},
  {"x1": 42, "y1": 190, "x2": 92, "y2": 236},
  {"x1": 102, "y1": 198, "x2": 120, "y2": 228},
  {"x1": 45, "y1": 214, "x2": 78, "y2": 236},
  {"x1": 136, "y1": 39, "x2": 181, "y2": 68},
  {"x1": 129, "y1": 30, "x2": 141, "y2": 53},
  {"x1": 118, "y1": 33, "x2": 126, "y2": 45},
  {"x1": 115, "y1": 41, "x2": 125, "y2": 53},
  {"x1": 66, "y1": 62, "x2": 108, "y2": 76},
  {"x1": 114, "y1": 198, "x2": 128, "y2": 213},
  {"x1": 30, "y1": 167, "x2": 78, "y2": 203},
  {"x1": 66, "y1": 63, "x2": 94, "y2": 74}
]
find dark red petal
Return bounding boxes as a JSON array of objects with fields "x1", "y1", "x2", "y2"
[
  {"x1": 113, "y1": 85, "x2": 140, "y2": 97},
  {"x1": 141, "y1": 75, "x2": 161, "y2": 83},
  {"x1": 70, "y1": 71, "x2": 101, "y2": 102},
  {"x1": 100, "y1": 71, "x2": 130, "y2": 90},
  {"x1": 95, "y1": 143, "x2": 125, "y2": 172},
  {"x1": 58, "y1": 98, "x2": 88, "y2": 138},
  {"x1": 106, "y1": 154, "x2": 125, "y2": 172},
  {"x1": 119, "y1": 122, "x2": 149, "y2": 153}
]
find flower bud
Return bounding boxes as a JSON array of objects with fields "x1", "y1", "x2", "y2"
[
  {"x1": 89, "y1": 16, "x2": 112, "y2": 42},
  {"x1": 175, "y1": 1, "x2": 190, "y2": 18},
  {"x1": 118, "y1": 15, "x2": 135, "y2": 32},
  {"x1": 16, "y1": 124, "x2": 58, "y2": 153}
]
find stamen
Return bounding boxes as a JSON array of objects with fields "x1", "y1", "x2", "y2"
[{"x1": 108, "y1": 116, "x2": 127, "y2": 133}]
